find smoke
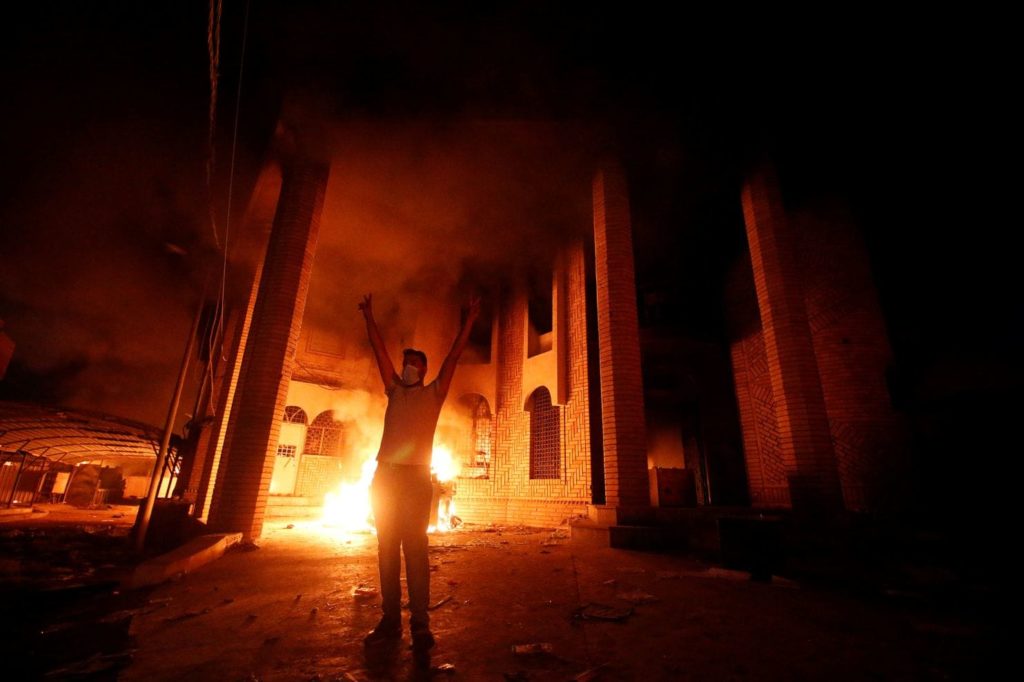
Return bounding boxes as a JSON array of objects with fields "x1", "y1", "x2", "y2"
[
  {"x1": 329, "y1": 388, "x2": 387, "y2": 461},
  {"x1": 301, "y1": 119, "x2": 596, "y2": 349},
  {"x1": 0, "y1": 114, "x2": 216, "y2": 427}
]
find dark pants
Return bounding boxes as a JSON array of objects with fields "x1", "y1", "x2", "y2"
[{"x1": 370, "y1": 463, "x2": 433, "y2": 629}]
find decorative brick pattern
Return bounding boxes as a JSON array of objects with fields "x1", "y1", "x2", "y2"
[
  {"x1": 455, "y1": 241, "x2": 592, "y2": 527},
  {"x1": 797, "y1": 207, "x2": 908, "y2": 512},
  {"x1": 741, "y1": 163, "x2": 843, "y2": 514},
  {"x1": 208, "y1": 160, "x2": 330, "y2": 540},
  {"x1": 730, "y1": 331, "x2": 791, "y2": 507}
]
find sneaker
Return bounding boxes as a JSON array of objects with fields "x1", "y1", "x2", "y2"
[
  {"x1": 363, "y1": 618, "x2": 401, "y2": 646},
  {"x1": 411, "y1": 627, "x2": 435, "y2": 650}
]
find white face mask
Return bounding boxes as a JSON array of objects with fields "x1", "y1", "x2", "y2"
[{"x1": 402, "y1": 364, "x2": 421, "y2": 385}]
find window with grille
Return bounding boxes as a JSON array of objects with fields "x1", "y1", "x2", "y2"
[
  {"x1": 276, "y1": 444, "x2": 297, "y2": 458},
  {"x1": 529, "y1": 387, "x2": 560, "y2": 479},
  {"x1": 473, "y1": 398, "x2": 492, "y2": 468},
  {"x1": 304, "y1": 410, "x2": 344, "y2": 456},
  {"x1": 283, "y1": 406, "x2": 308, "y2": 424},
  {"x1": 456, "y1": 395, "x2": 492, "y2": 478}
]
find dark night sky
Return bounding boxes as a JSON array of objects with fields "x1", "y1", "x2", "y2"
[{"x1": 1, "y1": 2, "x2": 1019, "y2": 432}]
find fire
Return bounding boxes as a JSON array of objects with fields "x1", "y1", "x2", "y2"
[
  {"x1": 320, "y1": 444, "x2": 461, "y2": 534},
  {"x1": 321, "y1": 457, "x2": 377, "y2": 532},
  {"x1": 430, "y1": 444, "x2": 460, "y2": 482}
]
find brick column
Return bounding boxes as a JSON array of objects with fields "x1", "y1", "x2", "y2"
[
  {"x1": 592, "y1": 161, "x2": 649, "y2": 508},
  {"x1": 741, "y1": 163, "x2": 843, "y2": 515},
  {"x1": 207, "y1": 159, "x2": 329, "y2": 540}
]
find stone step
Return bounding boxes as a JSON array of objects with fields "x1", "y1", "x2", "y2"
[
  {"x1": 266, "y1": 495, "x2": 320, "y2": 507},
  {"x1": 266, "y1": 496, "x2": 325, "y2": 519},
  {"x1": 570, "y1": 520, "x2": 690, "y2": 551}
]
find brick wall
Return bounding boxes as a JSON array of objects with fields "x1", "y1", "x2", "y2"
[
  {"x1": 207, "y1": 160, "x2": 330, "y2": 540},
  {"x1": 797, "y1": 203, "x2": 908, "y2": 512},
  {"x1": 730, "y1": 176, "x2": 906, "y2": 513},
  {"x1": 455, "y1": 241, "x2": 592, "y2": 527},
  {"x1": 592, "y1": 161, "x2": 649, "y2": 507}
]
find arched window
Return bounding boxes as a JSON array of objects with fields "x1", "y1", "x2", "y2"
[
  {"x1": 283, "y1": 406, "x2": 308, "y2": 424},
  {"x1": 528, "y1": 387, "x2": 559, "y2": 479},
  {"x1": 304, "y1": 410, "x2": 344, "y2": 456},
  {"x1": 455, "y1": 395, "x2": 492, "y2": 478},
  {"x1": 472, "y1": 398, "x2": 492, "y2": 468}
]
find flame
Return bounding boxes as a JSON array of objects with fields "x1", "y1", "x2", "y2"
[
  {"x1": 321, "y1": 457, "x2": 377, "y2": 532},
  {"x1": 430, "y1": 444, "x2": 460, "y2": 482},
  {"x1": 319, "y1": 444, "x2": 461, "y2": 534}
]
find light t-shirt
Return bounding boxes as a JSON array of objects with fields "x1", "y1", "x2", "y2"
[{"x1": 376, "y1": 378, "x2": 445, "y2": 466}]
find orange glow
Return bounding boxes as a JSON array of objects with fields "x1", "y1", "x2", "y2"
[
  {"x1": 319, "y1": 442, "x2": 462, "y2": 535},
  {"x1": 321, "y1": 456, "x2": 377, "y2": 532},
  {"x1": 430, "y1": 443, "x2": 460, "y2": 482}
]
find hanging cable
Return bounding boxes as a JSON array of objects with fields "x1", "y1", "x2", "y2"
[
  {"x1": 207, "y1": 0, "x2": 223, "y2": 249},
  {"x1": 204, "y1": 0, "x2": 251, "y2": 416}
]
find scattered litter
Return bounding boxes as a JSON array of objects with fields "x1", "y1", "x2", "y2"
[
  {"x1": 616, "y1": 591, "x2": 657, "y2": 604},
  {"x1": 432, "y1": 663, "x2": 457, "y2": 674},
  {"x1": 164, "y1": 607, "x2": 212, "y2": 622},
  {"x1": 352, "y1": 585, "x2": 378, "y2": 600},
  {"x1": 99, "y1": 609, "x2": 141, "y2": 623},
  {"x1": 262, "y1": 636, "x2": 280, "y2": 647},
  {"x1": 40, "y1": 621, "x2": 75, "y2": 636},
  {"x1": 573, "y1": 664, "x2": 610, "y2": 681},
  {"x1": 294, "y1": 593, "x2": 303, "y2": 602},
  {"x1": 309, "y1": 607, "x2": 318, "y2": 619},
  {"x1": 656, "y1": 571, "x2": 681, "y2": 580},
  {"x1": 602, "y1": 579, "x2": 617, "y2": 587},
  {"x1": 430, "y1": 565, "x2": 440, "y2": 572},
  {"x1": 540, "y1": 540, "x2": 562, "y2": 546},
  {"x1": 428, "y1": 595, "x2": 453, "y2": 611},
  {"x1": 220, "y1": 598, "x2": 234, "y2": 606},
  {"x1": 574, "y1": 602, "x2": 633, "y2": 622},
  {"x1": 512, "y1": 642, "x2": 553, "y2": 655},
  {"x1": 244, "y1": 614, "x2": 258, "y2": 624},
  {"x1": 446, "y1": 579, "x2": 459, "y2": 586},
  {"x1": 540, "y1": 550, "x2": 551, "y2": 554},
  {"x1": 44, "y1": 652, "x2": 132, "y2": 677},
  {"x1": 285, "y1": 524, "x2": 294, "y2": 529},
  {"x1": 704, "y1": 567, "x2": 749, "y2": 581},
  {"x1": 549, "y1": 529, "x2": 570, "y2": 539}
]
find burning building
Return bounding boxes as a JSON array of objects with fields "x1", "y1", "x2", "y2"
[{"x1": 171, "y1": 114, "x2": 907, "y2": 544}]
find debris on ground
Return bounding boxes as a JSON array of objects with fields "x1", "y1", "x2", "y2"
[
  {"x1": 512, "y1": 642, "x2": 554, "y2": 655},
  {"x1": 352, "y1": 585, "x2": 378, "y2": 599},
  {"x1": 616, "y1": 591, "x2": 657, "y2": 604},
  {"x1": 703, "y1": 567, "x2": 750, "y2": 581},
  {"x1": 164, "y1": 607, "x2": 212, "y2": 622},
  {"x1": 573, "y1": 663, "x2": 610, "y2": 681},
  {"x1": 285, "y1": 524, "x2": 295, "y2": 529},
  {"x1": 428, "y1": 595, "x2": 453, "y2": 610},
  {"x1": 574, "y1": 603, "x2": 633, "y2": 622},
  {"x1": 432, "y1": 662, "x2": 457, "y2": 674}
]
